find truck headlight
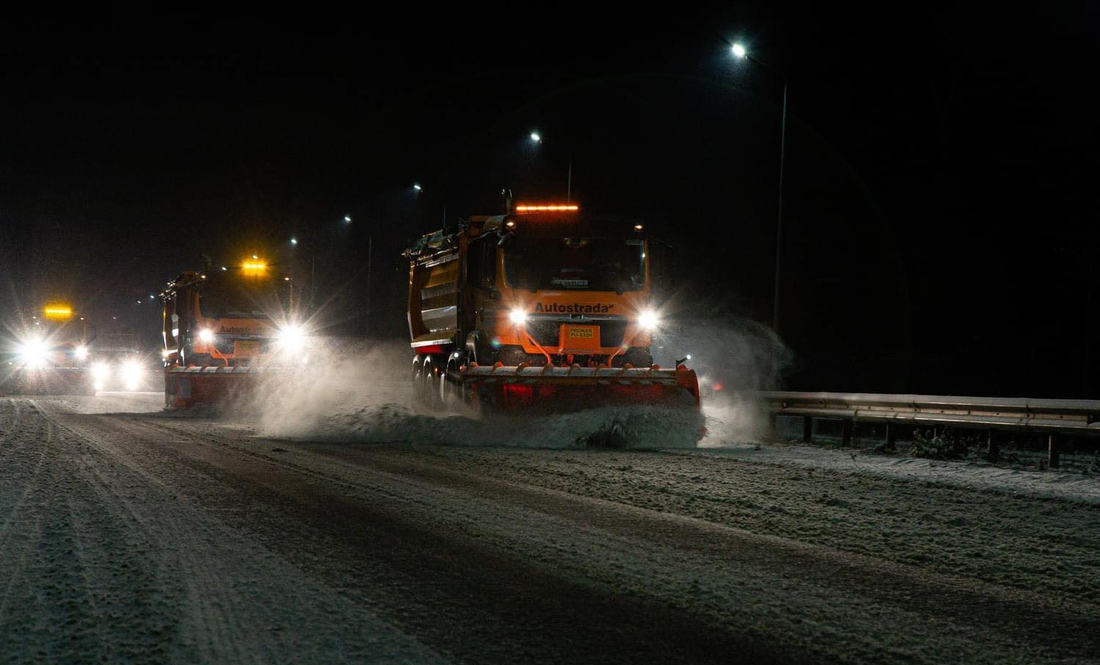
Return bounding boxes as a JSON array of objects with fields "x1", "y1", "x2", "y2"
[
  {"x1": 16, "y1": 339, "x2": 48, "y2": 368},
  {"x1": 198, "y1": 329, "x2": 215, "y2": 343},
  {"x1": 75, "y1": 345, "x2": 88, "y2": 361},
  {"x1": 509, "y1": 309, "x2": 527, "y2": 325},
  {"x1": 277, "y1": 324, "x2": 306, "y2": 352},
  {"x1": 121, "y1": 360, "x2": 142, "y2": 390},
  {"x1": 638, "y1": 309, "x2": 660, "y2": 331}
]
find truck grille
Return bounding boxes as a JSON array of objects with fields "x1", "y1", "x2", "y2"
[
  {"x1": 524, "y1": 318, "x2": 627, "y2": 348},
  {"x1": 213, "y1": 338, "x2": 275, "y2": 355}
]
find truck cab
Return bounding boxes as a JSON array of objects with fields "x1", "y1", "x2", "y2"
[
  {"x1": 406, "y1": 204, "x2": 667, "y2": 398},
  {"x1": 160, "y1": 261, "x2": 304, "y2": 369}
]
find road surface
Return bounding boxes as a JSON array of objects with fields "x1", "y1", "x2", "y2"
[{"x1": 1, "y1": 393, "x2": 1098, "y2": 664}]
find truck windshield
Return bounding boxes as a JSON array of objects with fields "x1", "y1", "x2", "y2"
[
  {"x1": 504, "y1": 237, "x2": 645, "y2": 292},
  {"x1": 198, "y1": 276, "x2": 289, "y2": 319}
]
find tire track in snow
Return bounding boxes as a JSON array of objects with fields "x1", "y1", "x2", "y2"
[
  {"x1": 30, "y1": 402, "x2": 312, "y2": 664},
  {"x1": 22, "y1": 398, "x2": 443, "y2": 665},
  {"x1": 0, "y1": 400, "x2": 54, "y2": 628},
  {"x1": 72, "y1": 413, "x2": 1100, "y2": 664},
  {"x1": 0, "y1": 398, "x2": 188, "y2": 663}
]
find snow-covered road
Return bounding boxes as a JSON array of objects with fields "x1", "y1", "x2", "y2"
[{"x1": 1, "y1": 393, "x2": 1098, "y2": 664}]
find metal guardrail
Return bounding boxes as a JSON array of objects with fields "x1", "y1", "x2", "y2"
[{"x1": 760, "y1": 391, "x2": 1100, "y2": 467}]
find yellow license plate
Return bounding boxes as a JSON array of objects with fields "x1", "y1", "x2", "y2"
[
  {"x1": 567, "y1": 327, "x2": 595, "y2": 339},
  {"x1": 234, "y1": 340, "x2": 260, "y2": 356}
]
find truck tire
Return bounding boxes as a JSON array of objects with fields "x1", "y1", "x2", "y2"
[
  {"x1": 412, "y1": 357, "x2": 427, "y2": 406},
  {"x1": 416, "y1": 355, "x2": 442, "y2": 409},
  {"x1": 440, "y1": 358, "x2": 467, "y2": 409}
]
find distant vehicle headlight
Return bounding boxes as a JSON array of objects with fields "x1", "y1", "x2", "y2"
[
  {"x1": 198, "y1": 329, "x2": 215, "y2": 343},
  {"x1": 509, "y1": 309, "x2": 527, "y2": 325},
  {"x1": 75, "y1": 345, "x2": 88, "y2": 361},
  {"x1": 16, "y1": 338, "x2": 48, "y2": 368},
  {"x1": 121, "y1": 360, "x2": 142, "y2": 390},
  {"x1": 277, "y1": 324, "x2": 306, "y2": 352},
  {"x1": 638, "y1": 309, "x2": 660, "y2": 331}
]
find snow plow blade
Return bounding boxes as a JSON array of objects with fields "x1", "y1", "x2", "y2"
[
  {"x1": 461, "y1": 363, "x2": 700, "y2": 412},
  {"x1": 164, "y1": 366, "x2": 296, "y2": 409}
]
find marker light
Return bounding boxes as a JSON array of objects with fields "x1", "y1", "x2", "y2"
[
  {"x1": 514, "y1": 204, "x2": 580, "y2": 212},
  {"x1": 198, "y1": 329, "x2": 215, "y2": 343},
  {"x1": 638, "y1": 309, "x2": 660, "y2": 331},
  {"x1": 242, "y1": 261, "x2": 267, "y2": 274},
  {"x1": 509, "y1": 309, "x2": 528, "y2": 325},
  {"x1": 633, "y1": 224, "x2": 644, "y2": 232},
  {"x1": 504, "y1": 220, "x2": 517, "y2": 230},
  {"x1": 277, "y1": 324, "x2": 306, "y2": 352},
  {"x1": 75, "y1": 345, "x2": 88, "y2": 361}
]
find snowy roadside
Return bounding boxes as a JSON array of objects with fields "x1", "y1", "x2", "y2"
[{"x1": 693, "y1": 442, "x2": 1100, "y2": 505}]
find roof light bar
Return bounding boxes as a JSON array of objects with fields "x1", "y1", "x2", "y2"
[
  {"x1": 515, "y1": 204, "x2": 580, "y2": 212},
  {"x1": 43, "y1": 305, "x2": 73, "y2": 319}
]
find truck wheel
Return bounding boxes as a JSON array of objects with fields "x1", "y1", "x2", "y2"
[
  {"x1": 420, "y1": 356, "x2": 442, "y2": 409},
  {"x1": 412, "y1": 357, "x2": 426, "y2": 406},
  {"x1": 440, "y1": 358, "x2": 466, "y2": 409}
]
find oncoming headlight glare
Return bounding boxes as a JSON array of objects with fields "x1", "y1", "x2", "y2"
[
  {"x1": 198, "y1": 329, "x2": 215, "y2": 343},
  {"x1": 638, "y1": 309, "x2": 660, "y2": 331},
  {"x1": 277, "y1": 324, "x2": 306, "y2": 352},
  {"x1": 509, "y1": 309, "x2": 527, "y2": 325},
  {"x1": 75, "y1": 345, "x2": 88, "y2": 361},
  {"x1": 122, "y1": 360, "x2": 142, "y2": 390},
  {"x1": 16, "y1": 338, "x2": 48, "y2": 368}
]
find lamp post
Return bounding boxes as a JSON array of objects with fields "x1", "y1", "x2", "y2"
[
  {"x1": 291, "y1": 214, "x2": 357, "y2": 314},
  {"x1": 530, "y1": 130, "x2": 572, "y2": 203},
  {"x1": 732, "y1": 42, "x2": 788, "y2": 334}
]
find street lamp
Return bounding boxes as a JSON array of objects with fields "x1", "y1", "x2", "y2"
[
  {"x1": 732, "y1": 42, "x2": 788, "y2": 335},
  {"x1": 529, "y1": 130, "x2": 572, "y2": 203}
]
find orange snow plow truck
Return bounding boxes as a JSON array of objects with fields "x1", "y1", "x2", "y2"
[
  {"x1": 404, "y1": 203, "x2": 700, "y2": 413},
  {"x1": 1, "y1": 302, "x2": 96, "y2": 395},
  {"x1": 160, "y1": 260, "x2": 307, "y2": 408}
]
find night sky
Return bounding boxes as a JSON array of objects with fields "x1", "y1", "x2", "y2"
[{"x1": 1, "y1": 6, "x2": 1096, "y2": 398}]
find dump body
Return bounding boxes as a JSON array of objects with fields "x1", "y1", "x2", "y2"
[
  {"x1": 404, "y1": 206, "x2": 700, "y2": 414},
  {"x1": 160, "y1": 265, "x2": 305, "y2": 407}
]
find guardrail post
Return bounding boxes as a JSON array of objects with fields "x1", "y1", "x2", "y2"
[
  {"x1": 1048, "y1": 433, "x2": 1061, "y2": 469},
  {"x1": 986, "y1": 429, "x2": 1000, "y2": 463},
  {"x1": 885, "y1": 423, "x2": 897, "y2": 451},
  {"x1": 841, "y1": 419, "x2": 853, "y2": 446},
  {"x1": 803, "y1": 416, "x2": 813, "y2": 443}
]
